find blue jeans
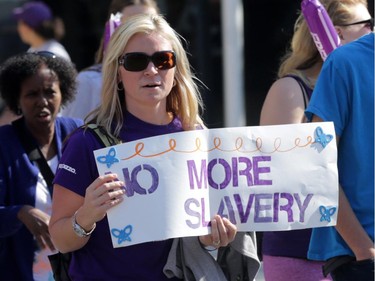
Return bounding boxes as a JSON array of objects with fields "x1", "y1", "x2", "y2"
[{"x1": 331, "y1": 258, "x2": 374, "y2": 281}]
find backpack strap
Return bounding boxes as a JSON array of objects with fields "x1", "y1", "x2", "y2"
[{"x1": 86, "y1": 124, "x2": 121, "y2": 147}]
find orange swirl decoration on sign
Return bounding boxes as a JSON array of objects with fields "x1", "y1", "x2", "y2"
[{"x1": 121, "y1": 134, "x2": 315, "y2": 161}]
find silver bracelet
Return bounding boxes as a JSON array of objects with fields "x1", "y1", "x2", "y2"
[{"x1": 71, "y1": 210, "x2": 96, "y2": 237}]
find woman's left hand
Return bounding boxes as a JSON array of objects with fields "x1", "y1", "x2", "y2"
[{"x1": 198, "y1": 214, "x2": 237, "y2": 248}]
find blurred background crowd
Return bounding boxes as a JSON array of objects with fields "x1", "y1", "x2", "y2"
[{"x1": 3, "y1": 0, "x2": 372, "y2": 128}]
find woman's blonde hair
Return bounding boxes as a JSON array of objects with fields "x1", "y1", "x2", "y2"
[
  {"x1": 87, "y1": 14, "x2": 204, "y2": 138},
  {"x1": 278, "y1": 0, "x2": 368, "y2": 88},
  {"x1": 95, "y1": 0, "x2": 160, "y2": 64}
]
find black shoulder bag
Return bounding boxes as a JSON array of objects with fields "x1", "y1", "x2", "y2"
[{"x1": 12, "y1": 118, "x2": 72, "y2": 281}]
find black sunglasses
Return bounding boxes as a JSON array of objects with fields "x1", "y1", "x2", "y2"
[
  {"x1": 33, "y1": 51, "x2": 57, "y2": 58},
  {"x1": 341, "y1": 18, "x2": 374, "y2": 31},
  {"x1": 119, "y1": 51, "x2": 176, "y2": 72}
]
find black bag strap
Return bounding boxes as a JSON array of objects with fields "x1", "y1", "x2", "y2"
[
  {"x1": 322, "y1": 255, "x2": 355, "y2": 277},
  {"x1": 48, "y1": 252, "x2": 72, "y2": 281},
  {"x1": 86, "y1": 124, "x2": 121, "y2": 147},
  {"x1": 12, "y1": 118, "x2": 54, "y2": 195}
]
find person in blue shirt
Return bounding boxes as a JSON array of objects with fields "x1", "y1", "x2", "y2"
[
  {"x1": 260, "y1": 0, "x2": 372, "y2": 280},
  {"x1": 305, "y1": 32, "x2": 374, "y2": 281},
  {"x1": 0, "y1": 52, "x2": 83, "y2": 281}
]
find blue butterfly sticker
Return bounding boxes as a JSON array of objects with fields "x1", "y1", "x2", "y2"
[
  {"x1": 319, "y1": 205, "x2": 337, "y2": 222},
  {"x1": 315, "y1": 126, "x2": 333, "y2": 148},
  {"x1": 97, "y1": 147, "x2": 119, "y2": 168},
  {"x1": 111, "y1": 225, "x2": 133, "y2": 244}
]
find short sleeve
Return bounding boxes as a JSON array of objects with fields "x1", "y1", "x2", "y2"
[
  {"x1": 305, "y1": 52, "x2": 350, "y2": 136},
  {"x1": 54, "y1": 128, "x2": 102, "y2": 197}
]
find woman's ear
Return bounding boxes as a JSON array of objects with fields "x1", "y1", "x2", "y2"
[{"x1": 335, "y1": 26, "x2": 344, "y2": 40}]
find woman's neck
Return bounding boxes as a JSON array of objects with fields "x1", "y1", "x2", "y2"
[
  {"x1": 304, "y1": 61, "x2": 323, "y2": 80},
  {"x1": 127, "y1": 106, "x2": 173, "y2": 125},
  {"x1": 26, "y1": 121, "x2": 55, "y2": 149},
  {"x1": 30, "y1": 35, "x2": 48, "y2": 49}
]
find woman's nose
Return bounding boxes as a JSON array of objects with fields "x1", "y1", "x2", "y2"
[
  {"x1": 37, "y1": 93, "x2": 49, "y2": 106},
  {"x1": 144, "y1": 62, "x2": 158, "y2": 76}
]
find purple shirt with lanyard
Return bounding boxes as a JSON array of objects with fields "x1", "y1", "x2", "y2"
[{"x1": 54, "y1": 111, "x2": 183, "y2": 281}]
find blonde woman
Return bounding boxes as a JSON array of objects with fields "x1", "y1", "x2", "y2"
[
  {"x1": 260, "y1": 0, "x2": 372, "y2": 280},
  {"x1": 49, "y1": 14, "x2": 237, "y2": 280}
]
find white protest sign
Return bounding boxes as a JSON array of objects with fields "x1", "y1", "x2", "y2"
[{"x1": 94, "y1": 122, "x2": 338, "y2": 248}]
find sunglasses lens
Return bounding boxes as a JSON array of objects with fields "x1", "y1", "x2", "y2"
[
  {"x1": 121, "y1": 51, "x2": 176, "y2": 72},
  {"x1": 153, "y1": 51, "x2": 176, "y2": 70},
  {"x1": 123, "y1": 53, "x2": 149, "y2": 71}
]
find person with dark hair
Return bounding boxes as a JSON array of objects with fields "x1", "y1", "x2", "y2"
[
  {"x1": 0, "y1": 97, "x2": 18, "y2": 126},
  {"x1": 61, "y1": 0, "x2": 159, "y2": 119},
  {"x1": 13, "y1": 1, "x2": 71, "y2": 61},
  {"x1": 0, "y1": 52, "x2": 83, "y2": 281}
]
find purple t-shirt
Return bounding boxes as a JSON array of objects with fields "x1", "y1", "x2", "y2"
[
  {"x1": 54, "y1": 112, "x2": 183, "y2": 280},
  {"x1": 262, "y1": 229, "x2": 311, "y2": 258}
]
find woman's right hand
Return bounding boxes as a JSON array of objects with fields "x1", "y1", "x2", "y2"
[
  {"x1": 74, "y1": 173, "x2": 125, "y2": 231},
  {"x1": 18, "y1": 205, "x2": 56, "y2": 251}
]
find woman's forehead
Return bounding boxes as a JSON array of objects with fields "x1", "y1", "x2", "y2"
[
  {"x1": 124, "y1": 32, "x2": 172, "y2": 53},
  {"x1": 25, "y1": 65, "x2": 58, "y2": 84}
]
